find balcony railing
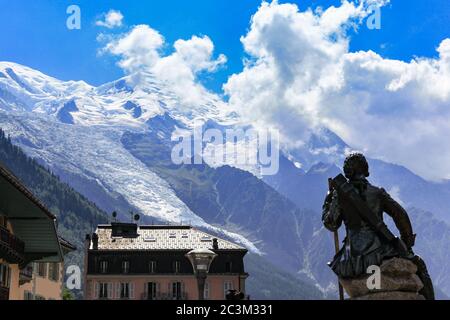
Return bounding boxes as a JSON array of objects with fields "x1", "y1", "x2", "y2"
[
  {"x1": 19, "y1": 264, "x2": 34, "y2": 285},
  {"x1": 0, "y1": 226, "x2": 25, "y2": 265},
  {"x1": 141, "y1": 292, "x2": 188, "y2": 300}
]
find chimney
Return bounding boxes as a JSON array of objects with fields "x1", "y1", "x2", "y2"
[
  {"x1": 212, "y1": 238, "x2": 219, "y2": 250},
  {"x1": 85, "y1": 234, "x2": 91, "y2": 248},
  {"x1": 92, "y1": 233, "x2": 98, "y2": 250}
]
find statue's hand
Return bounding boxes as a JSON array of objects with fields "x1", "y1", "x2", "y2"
[{"x1": 401, "y1": 233, "x2": 416, "y2": 249}]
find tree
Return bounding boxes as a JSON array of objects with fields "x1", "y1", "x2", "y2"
[{"x1": 62, "y1": 288, "x2": 75, "y2": 300}]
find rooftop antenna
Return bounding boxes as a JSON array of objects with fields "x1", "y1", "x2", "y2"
[{"x1": 130, "y1": 210, "x2": 140, "y2": 224}]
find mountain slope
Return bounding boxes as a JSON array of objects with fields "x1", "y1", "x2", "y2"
[
  {"x1": 1, "y1": 61, "x2": 450, "y2": 298},
  {"x1": 245, "y1": 253, "x2": 323, "y2": 300},
  {"x1": 0, "y1": 61, "x2": 258, "y2": 250},
  {"x1": 0, "y1": 128, "x2": 110, "y2": 298},
  {"x1": 121, "y1": 128, "x2": 319, "y2": 280},
  {"x1": 0, "y1": 129, "x2": 323, "y2": 299}
]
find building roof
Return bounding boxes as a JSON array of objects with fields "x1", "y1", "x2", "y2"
[
  {"x1": 93, "y1": 224, "x2": 246, "y2": 251},
  {"x1": 59, "y1": 236, "x2": 77, "y2": 252},
  {"x1": 0, "y1": 162, "x2": 64, "y2": 263},
  {"x1": 0, "y1": 163, "x2": 56, "y2": 220}
]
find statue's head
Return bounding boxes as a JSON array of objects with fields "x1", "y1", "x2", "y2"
[{"x1": 343, "y1": 153, "x2": 369, "y2": 180}]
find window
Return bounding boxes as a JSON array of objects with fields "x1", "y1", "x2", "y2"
[
  {"x1": 37, "y1": 263, "x2": 47, "y2": 278},
  {"x1": 24, "y1": 291, "x2": 34, "y2": 300},
  {"x1": 149, "y1": 261, "x2": 157, "y2": 274},
  {"x1": 173, "y1": 261, "x2": 181, "y2": 274},
  {"x1": 144, "y1": 236, "x2": 156, "y2": 242},
  {"x1": 98, "y1": 283, "x2": 111, "y2": 299},
  {"x1": 0, "y1": 264, "x2": 11, "y2": 288},
  {"x1": 122, "y1": 261, "x2": 130, "y2": 274},
  {"x1": 146, "y1": 282, "x2": 159, "y2": 300},
  {"x1": 171, "y1": 282, "x2": 183, "y2": 300},
  {"x1": 99, "y1": 261, "x2": 108, "y2": 274},
  {"x1": 48, "y1": 263, "x2": 60, "y2": 281},
  {"x1": 225, "y1": 261, "x2": 233, "y2": 273},
  {"x1": 118, "y1": 282, "x2": 134, "y2": 299},
  {"x1": 120, "y1": 283, "x2": 130, "y2": 299},
  {"x1": 223, "y1": 281, "x2": 234, "y2": 299},
  {"x1": 204, "y1": 281, "x2": 210, "y2": 300}
]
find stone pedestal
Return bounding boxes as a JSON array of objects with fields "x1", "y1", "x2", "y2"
[{"x1": 339, "y1": 258, "x2": 425, "y2": 300}]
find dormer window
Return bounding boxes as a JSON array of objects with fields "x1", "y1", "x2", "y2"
[
  {"x1": 173, "y1": 261, "x2": 181, "y2": 274},
  {"x1": 144, "y1": 236, "x2": 156, "y2": 242},
  {"x1": 99, "y1": 261, "x2": 108, "y2": 274},
  {"x1": 122, "y1": 261, "x2": 130, "y2": 274},
  {"x1": 149, "y1": 261, "x2": 157, "y2": 274}
]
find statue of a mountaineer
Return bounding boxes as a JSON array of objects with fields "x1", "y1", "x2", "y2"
[{"x1": 322, "y1": 153, "x2": 435, "y2": 300}]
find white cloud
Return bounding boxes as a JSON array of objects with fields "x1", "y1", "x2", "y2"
[
  {"x1": 152, "y1": 35, "x2": 227, "y2": 105},
  {"x1": 96, "y1": 10, "x2": 124, "y2": 29},
  {"x1": 102, "y1": 26, "x2": 226, "y2": 105},
  {"x1": 224, "y1": 0, "x2": 450, "y2": 180},
  {"x1": 104, "y1": 25, "x2": 164, "y2": 73}
]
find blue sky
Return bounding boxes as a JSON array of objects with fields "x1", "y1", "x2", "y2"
[{"x1": 0, "y1": 0, "x2": 449, "y2": 93}]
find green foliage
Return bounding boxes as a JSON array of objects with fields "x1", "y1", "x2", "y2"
[{"x1": 62, "y1": 288, "x2": 75, "y2": 300}]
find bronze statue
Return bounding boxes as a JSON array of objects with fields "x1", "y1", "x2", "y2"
[{"x1": 322, "y1": 153, "x2": 435, "y2": 300}]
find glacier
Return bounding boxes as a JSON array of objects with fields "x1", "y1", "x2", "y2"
[{"x1": 0, "y1": 61, "x2": 262, "y2": 253}]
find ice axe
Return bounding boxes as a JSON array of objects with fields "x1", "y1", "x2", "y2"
[{"x1": 328, "y1": 178, "x2": 345, "y2": 301}]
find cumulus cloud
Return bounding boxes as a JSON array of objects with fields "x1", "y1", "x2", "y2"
[
  {"x1": 102, "y1": 25, "x2": 226, "y2": 105},
  {"x1": 96, "y1": 10, "x2": 124, "y2": 29},
  {"x1": 104, "y1": 25, "x2": 164, "y2": 73},
  {"x1": 224, "y1": 0, "x2": 450, "y2": 180}
]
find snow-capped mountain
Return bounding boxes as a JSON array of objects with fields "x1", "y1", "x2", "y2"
[
  {"x1": 0, "y1": 61, "x2": 259, "y2": 252},
  {"x1": 1, "y1": 61, "x2": 450, "y2": 298}
]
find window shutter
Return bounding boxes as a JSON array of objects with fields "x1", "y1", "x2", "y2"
[
  {"x1": 115, "y1": 283, "x2": 120, "y2": 300},
  {"x1": 130, "y1": 283, "x2": 135, "y2": 299},
  {"x1": 94, "y1": 282, "x2": 99, "y2": 299},
  {"x1": 107, "y1": 283, "x2": 113, "y2": 299},
  {"x1": 87, "y1": 281, "x2": 92, "y2": 298},
  {"x1": 55, "y1": 263, "x2": 60, "y2": 281},
  {"x1": 156, "y1": 283, "x2": 161, "y2": 297}
]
